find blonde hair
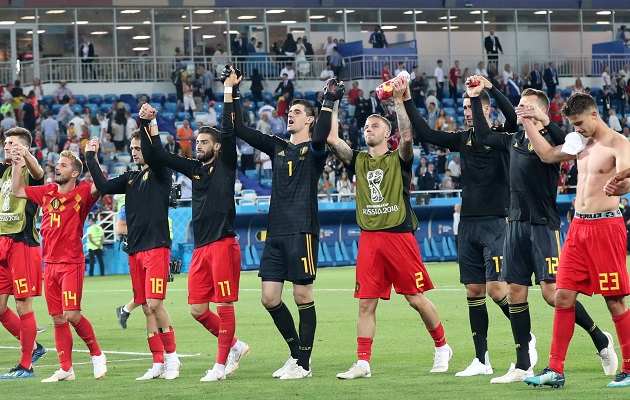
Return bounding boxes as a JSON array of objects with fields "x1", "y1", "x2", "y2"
[{"x1": 59, "y1": 150, "x2": 83, "y2": 173}]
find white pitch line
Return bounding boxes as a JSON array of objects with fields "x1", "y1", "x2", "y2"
[
  {"x1": 82, "y1": 287, "x2": 541, "y2": 293},
  {"x1": 32, "y1": 357, "x2": 154, "y2": 369}
]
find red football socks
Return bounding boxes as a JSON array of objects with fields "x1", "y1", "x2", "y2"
[
  {"x1": 147, "y1": 333, "x2": 165, "y2": 364},
  {"x1": 0, "y1": 307, "x2": 21, "y2": 340},
  {"x1": 427, "y1": 323, "x2": 447, "y2": 347},
  {"x1": 217, "y1": 305, "x2": 236, "y2": 365},
  {"x1": 18, "y1": 311, "x2": 37, "y2": 369},
  {"x1": 357, "y1": 337, "x2": 373, "y2": 362},
  {"x1": 158, "y1": 326, "x2": 176, "y2": 354},
  {"x1": 613, "y1": 309, "x2": 630, "y2": 372},
  {"x1": 72, "y1": 316, "x2": 102, "y2": 357},
  {"x1": 54, "y1": 322, "x2": 73, "y2": 371},
  {"x1": 549, "y1": 306, "x2": 575, "y2": 374}
]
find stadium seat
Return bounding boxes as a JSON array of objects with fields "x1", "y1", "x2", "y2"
[
  {"x1": 167, "y1": 93, "x2": 178, "y2": 103},
  {"x1": 418, "y1": 108, "x2": 427, "y2": 118},
  {"x1": 251, "y1": 244, "x2": 263, "y2": 265},
  {"x1": 305, "y1": 91, "x2": 317, "y2": 101},
  {"x1": 194, "y1": 112, "x2": 207, "y2": 123},
  {"x1": 71, "y1": 104, "x2": 82, "y2": 114},
  {"x1": 294, "y1": 91, "x2": 304, "y2": 99},
  {"x1": 115, "y1": 153, "x2": 131, "y2": 165},
  {"x1": 74, "y1": 94, "x2": 87, "y2": 106},
  {"x1": 234, "y1": 180, "x2": 242, "y2": 195},
  {"x1": 339, "y1": 241, "x2": 353, "y2": 264},
  {"x1": 190, "y1": 121, "x2": 198, "y2": 130},
  {"x1": 447, "y1": 236, "x2": 457, "y2": 258},
  {"x1": 214, "y1": 102, "x2": 224, "y2": 114},
  {"x1": 177, "y1": 112, "x2": 191, "y2": 121},
  {"x1": 318, "y1": 242, "x2": 332, "y2": 267},
  {"x1": 260, "y1": 178, "x2": 272, "y2": 190},
  {"x1": 242, "y1": 246, "x2": 255, "y2": 270},
  {"x1": 214, "y1": 93, "x2": 224, "y2": 102},
  {"x1": 241, "y1": 189, "x2": 257, "y2": 199},
  {"x1": 128, "y1": 162, "x2": 137, "y2": 170},
  {"x1": 161, "y1": 112, "x2": 175, "y2": 123},
  {"x1": 52, "y1": 104, "x2": 63, "y2": 114},
  {"x1": 244, "y1": 169, "x2": 259, "y2": 181},
  {"x1": 41, "y1": 95, "x2": 55, "y2": 108},
  {"x1": 103, "y1": 94, "x2": 118, "y2": 104},
  {"x1": 262, "y1": 91, "x2": 273, "y2": 103},
  {"x1": 149, "y1": 103, "x2": 163, "y2": 113},
  {"x1": 430, "y1": 237, "x2": 443, "y2": 262},
  {"x1": 113, "y1": 163, "x2": 127, "y2": 175},
  {"x1": 442, "y1": 98, "x2": 455, "y2": 108},
  {"x1": 242, "y1": 91, "x2": 253, "y2": 101},
  {"x1": 444, "y1": 107, "x2": 457, "y2": 118},
  {"x1": 89, "y1": 94, "x2": 103, "y2": 106},
  {"x1": 100, "y1": 104, "x2": 112, "y2": 114},
  {"x1": 174, "y1": 121, "x2": 183, "y2": 129},
  {"x1": 159, "y1": 132, "x2": 169, "y2": 144},
  {"x1": 256, "y1": 198, "x2": 270, "y2": 205},
  {"x1": 321, "y1": 242, "x2": 335, "y2": 266},
  {"x1": 164, "y1": 102, "x2": 178, "y2": 114},
  {"x1": 256, "y1": 101, "x2": 265, "y2": 109},
  {"x1": 151, "y1": 93, "x2": 166, "y2": 104},
  {"x1": 86, "y1": 103, "x2": 98, "y2": 116},
  {"x1": 422, "y1": 238, "x2": 438, "y2": 262},
  {"x1": 239, "y1": 199, "x2": 255, "y2": 205}
]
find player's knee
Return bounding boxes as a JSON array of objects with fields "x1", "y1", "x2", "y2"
[
  {"x1": 261, "y1": 295, "x2": 280, "y2": 309},
  {"x1": 358, "y1": 298, "x2": 378, "y2": 315},
  {"x1": 146, "y1": 299, "x2": 163, "y2": 314},
  {"x1": 189, "y1": 304, "x2": 208, "y2": 319},
  {"x1": 64, "y1": 311, "x2": 81, "y2": 325}
]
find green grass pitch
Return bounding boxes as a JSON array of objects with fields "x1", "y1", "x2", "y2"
[{"x1": 0, "y1": 262, "x2": 628, "y2": 399}]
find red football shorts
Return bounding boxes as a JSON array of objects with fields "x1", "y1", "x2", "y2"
[
  {"x1": 44, "y1": 262, "x2": 85, "y2": 315},
  {"x1": 129, "y1": 247, "x2": 170, "y2": 304},
  {"x1": 355, "y1": 231, "x2": 434, "y2": 300},
  {"x1": 0, "y1": 237, "x2": 42, "y2": 299},
  {"x1": 557, "y1": 217, "x2": 630, "y2": 297},
  {"x1": 188, "y1": 237, "x2": 241, "y2": 304}
]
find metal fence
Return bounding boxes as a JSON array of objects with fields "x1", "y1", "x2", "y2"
[{"x1": 5, "y1": 53, "x2": 629, "y2": 87}]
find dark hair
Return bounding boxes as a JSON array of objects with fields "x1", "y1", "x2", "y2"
[
  {"x1": 462, "y1": 90, "x2": 491, "y2": 107},
  {"x1": 562, "y1": 92, "x2": 598, "y2": 117},
  {"x1": 521, "y1": 88, "x2": 550, "y2": 110},
  {"x1": 129, "y1": 129, "x2": 141, "y2": 142},
  {"x1": 197, "y1": 126, "x2": 222, "y2": 143},
  {"x1": 289, "y1": 99, "x2": 315, "y2": 118},
  {"x1": 5, "y1": 127, "x2": 32, "y2": 146}
]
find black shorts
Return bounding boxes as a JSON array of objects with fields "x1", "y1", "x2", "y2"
[
  {"x1": 458, "y1": 217, "x2": 506, "y2": 284},
  {"x1": 502, "y1": 221, "x2": 560, "y2": 286},
  {"x1": 176, "y1": 87, "x2": 183, "y2": 102},
  {"x1": 259, "y1": 233, "x2": 318, "y2": 284}
]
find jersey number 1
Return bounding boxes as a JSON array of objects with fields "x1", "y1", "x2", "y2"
[{"x1": 287, "y1": 161, "x2": 293, "y2": 176}]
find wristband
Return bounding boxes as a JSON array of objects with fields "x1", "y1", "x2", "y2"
[
  {"x1": 224, "y1": 87, "x2": 233, "y2": 94},
  {"x1": 323, "y1": 100, "x2": 335, "y2": 109},
  {"x1": 149, "y1": 119, "x2": 157, "y2": 127}
]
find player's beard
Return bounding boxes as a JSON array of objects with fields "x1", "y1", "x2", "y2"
[
  {"x1": 197, "y1": 148, "x2": 215, "y2": 163},
  {"x1": 54, "y1": 174, "x2": 71, "y2": 185}
]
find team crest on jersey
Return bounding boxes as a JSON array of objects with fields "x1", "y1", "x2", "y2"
[
  {"x1": 527, "y1": 142, "x2": 534, "y2": 151},
  {"x1": 514, "y1": 141, "x2": 518, "y2": 148},
  {"x1": 277, "y1": 150, "x2": 285, "y2": 156},
  {"x1": 466, "y1": 140, "x2": 472, "y2": 146},
  {"x1": 208, "y1": 166, "x2": 214, "y2": 174},
  {"x1": 142, "y1": 172, "x2": 149, "y2": 181},
  {"x1": 193, "y1": 175, "x2": 200, "y2": 179},
  {"x1": 300, "y1": 147, "x2": 308, "y2": 155},
  {"x1": 50, "y1": 198, "x2": 62, "y2": 210}
]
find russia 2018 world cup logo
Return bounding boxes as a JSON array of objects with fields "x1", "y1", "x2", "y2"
[{"x1": 367, "y1": 169, "x2": 384, "y2": 203}]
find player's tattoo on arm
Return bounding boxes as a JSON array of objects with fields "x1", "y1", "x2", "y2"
[
  {"x1": 330, "y1": 139, "x2": 353, "y2": 166},
  {"x1": 396, "y1": 101, "x2": 414, "y2": 161}
]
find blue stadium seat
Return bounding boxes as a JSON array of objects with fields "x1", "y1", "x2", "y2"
[
  {"x1": 74, "y1": 94, "x2": 87, "y2": 106},
  {"x1": 87, "y1": 103, "x2": 98, "y2": 116},
  {"x1": 417, "y1": 108, "x2": 427, "y2": 118},
  {"x1": 260, "y1": 178, "x2": 272, "y2": 190},
  {"x1": 161, "y1": 112, "x2": 175, "y2": 123},
  {"x1": 442, "y1": 98, "x2": 455, "y2": 108},
  {"x1": 151, "y1": 93, "x2": 166, "y2": 104},
  {"x1": 256, "y1": 101, "x2": 265, "y2": 109},
  {"x1": 103, "y1": 94, "x2": 118, "y2": 104},
  {"x1": 41, "y1": 95, "x2": 55, "y2": 108},
  {"x1": 242, "y1": 91, "x2": 253, "y2": 101},
  {"x1": 339, "y1": 241, "x2": 353, "y2": 264},
  {"x1": 244, "y1": 169, "x2": 259, "y2": 181},
  {"x1": 214, "y1": 102, "x2": 223, "y2": 114},
  {"x1": 305, "y1": 91, "x2": 317, "y2": 101},
  {"x1": 457, "y1": 98, "x2": 463, "y2": 107},
  {"x1": 177, "y1": 112, "x2": 191, "y2": 121},
  {"x1": 318, "y1": 242, "x2": 332, "y2": 267},
  {"x1": 214, "y1": 93, "x2": 224, "y2": 102},
  {"x1": 321, "y1": 242, "x2": 335, "y2": 266},
  {"x1": 71, "y1": 104, "x2": 82, "y2": 114},
  {"x1": 333, "y1": 242, "x2": 350, "y2": 265},
  {"x1": 422, "y1": 238, "x2": 438, "y2": 262},
  {"x1": 149, "y1": 103, "x2": 163, "y2": 113},
  {"x1": 262, "y1": 91, "x2": 273, "y2": 103},
  {"x1": 444, "y1": 107, "x2": 456, "y2": 118},
  {"x1": 89, "y1": 94, "x2": 103, "y2": 106},
  {"x1": 430, "y1": 237, "x2": 444, "y2": 262},
  {"x1": 52, "y1": 104, "x2": 63, "y2": 114},
  {"x1": 294, "y1": 91, "x2": 304, "y2": 99},
  {"x1": 250, "y1": 245, "x2": 261, "y2": 266},
  {"x1": 167, "y1": 93, "x2": 178, "y2": 103},
  {"x1": 242, "y1": 246, "x2": 254, "y2": 270},
  {"x1": 100, "y1": 103, "x2": 112, "y2": 114},
  {"x1": 164, "y1": 102, "x2": 178, "y2": 114},
  {"x1": 447, "y1": 236, "x2": 457, "y2": 258}
]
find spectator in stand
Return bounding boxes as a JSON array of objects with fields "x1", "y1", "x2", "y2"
[
  {"x1": 164, "y1": 134, "x2": 181, "y2": 156},
  {"x1": 410, "y1": 65, "x2": 418, "y2": 80},
  {"x1": 381, "y1": 63, "x2": 392, "y2": 82},
  {"x1": 336, "y1": 170, "x2": 354, "y2": 202},
  {"x1": 124, "y1": 110, "x2": 137, "y2": 145},
  {"x1": 434, "y1": 60, "x2": 445, "y2": 105},
  {"x1": 197, "y1": 64, "x2": 214, "y2": 103},
  {"x1": 565, "y1": 159, "x2": 577, "y2": 194},
  {"x1": 320, "y1": 64, "x2": 335, "y2": 81},
  {"x1": 205, "y1": 100, "x2": 218, "y2": 127},
  {"x1": 436, "y1": 147, "x2": 449, "y2": 174},
  {"x1": 55, "y1": 95, "x2": 74, "y2": 135},
  {"x1": 241, "y1": 99, "x2": 254, "y2": 127},
  {"x1": 410, "y1": 72, "x2": 428, "y2": 108},
  {"x1": 369, "y1": 26, "x2": 388, "y2": 48},
  {"x1": 462, "y1": 67, "x2": 472, "y2": 87},
  {"x1": 247, "y1": 37, "x2": 257, "y2": 55},
  {"x1": 53, "y1": 80, "x2": 73, "y2": 104},
  {"x1": 280, "y1": 63, "x2": 296, "y2": 82},
  {"x1": 258, "y1": 99, "x2": 275, "y2": 120},
  {"x1": 32, "y1": 77, "x2": 43, "y2": 99},
  {"x1": 86, "y1": 216, "x2": 105, "y2": 276},
  {"x1": 453, "y1": 204, "x2": 461, "y2": 252},
  {"x1": 387, "y1": 127, "x2": 401, "y2": 150},
  {"x1": 419, "y1": 163, "x2": 440, "y2": 195},
  {"x1": 442, "y1": 169, "x2": 455, "y2": 196},
  {"x1": 475, "y1": 61, "x2": 488, "y2": 78},
  {"x1": 313, "y1": 92, "x2": 323, "y2": 117},
  {"x1": 616, "y1": 77, "x2": 627, "y2": 117},
  {"x1": 447, "y1": 153, "x2": 461, "y2": 184},
  {"x1": 426, "y1": 102, "x2": 439, "y2": 133},
  {"x1": 238, "y1": 138, "x2": 255, "y2": 173},
  {"x1": 435, "y1": 108, "x2": 447, "y2": 130},
  {"x1": 281, "y1": 33, "x2": 297, "y2": 59},
  {"x1": 484, "y1": 28, "x2": 503, "y2": 67},
  {"x1": 520, "y1": 64, "x2": 531, "y2": 89},
  {"x1": 329, "y1": 46, "x2": 343, "y2": 79},
  {"x1": 255, "y1": 151, "x2": 272, "y2": 180},
  {"x1": 530, "y1": 63, "x2": 543, "y2": 90},
  {"x1": 69, "y1": 111, "x2": 85, "y2": 135},
  {"x1": 274, "y1": 73, "x2": 294, "y2": 105},
  {"x1": 501, "y1": 63, "x2": 512, "y2": 87},
  {"x1": 394, "y1": 61, "x2": 406, "y2": 76},
  {"x1": 543, "y1": 62, "x2": 559, "y2": 99},
  {"x1": 176, "y1": 119, "x2": 194, "y2": 158},
  {"x1": 303, "y1": 36, "x2": 314, "y2": 58},
  {"x1": 269, "y1": 109, "x2": 286, "y2": 137},
  {"x1": 601, "y1": 65, "x2": 612, "y2": 88},
  {"x1": 46, "y1": 145, "x2": 60, "y2": 168},
  {"x1": 347, "y1": 81, "x2": 361, "y2": 118},
  {"x1": 505, "y1": 72, "x2": 522, "y2": 106},
  {"x1": 256, "y1": 113, "x2": 271, "y2": 134},
  {"x1": 182, "y1": 75, "x2": 196, "y2": 118},
  {"x1": 567, "y1": 77, "x2": 585, "y2": 94},
  {"x1": 250, "y1": 68, "x2": 264, "y2": 104},
  {"x1": 415, "y1": 156, "x2": 428, "y2": 180},
  {"x1": 608, "y1": 109, "x2": 623, "y2": 132},
  {"x1": 42, "y1": 110, "x2": 58, "y2": 151},
  {"x1": 21, "y1": 91, "x2": 37, "y2": 132},
  {"x1": 619, "y1": 63, "x2": 629, "y2": 81},
  {"x1": 100, "y1": 133, "x2": 116, "y2": 172},
  {"x1": 276, "y1": 95, "x2": 287, "y2": 119},
  {"x1": 324, "y1": 36, "x2": 335, "y2": 64},
  {"x1": 448, "y1": 60, "x2": 461, "y2": 103},
  {"x1": 317, "y1": 170, "x2": 334, "y2": 203},
  {"x1": 602, "y1": 85, "x2": 613, "y2": 124}
]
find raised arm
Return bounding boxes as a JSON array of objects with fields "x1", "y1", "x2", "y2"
[
  {"x1": 325, "y1": 101, "x2": 353, "y2": 167},
  {"x1": 466, "y1": 81, "x2": 512, "y2": 151},
  {"x1": 13, "y1": 143, "x2": 44, "y2": 180},
  {"x1": 10, "y1": 156, "x2": 27, "y2": 199},
  {"x1": 313, "y1": 79, "x2": 345, "y2": 153},
  {"x1": 604, "y1": 139, "x2": 630, "y2": 196},
  {"x1": 392, "y1": 78, "x2": 414, "y2": 162},
  {"x1": 138, "y1": 105, "x2": 195, "y2": 178},
  {"x1": 402, "y1": 99, "x2": 460, "y2": 151},
  {"x1": 489, "y1": 85, "x2": 518, "y2": 132},
  {"x1": 85, "y1": 138, "x2": 128, "y2": 195},
  {"x1": 222, "y1": 65, "x2": 278, "y2": 155},
  {"x1": 515, "y1": 100, "x2": 565, "y2": 145},
  {"x1": 522, "y1": 118, "x2": 574, "y2": 164}
]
